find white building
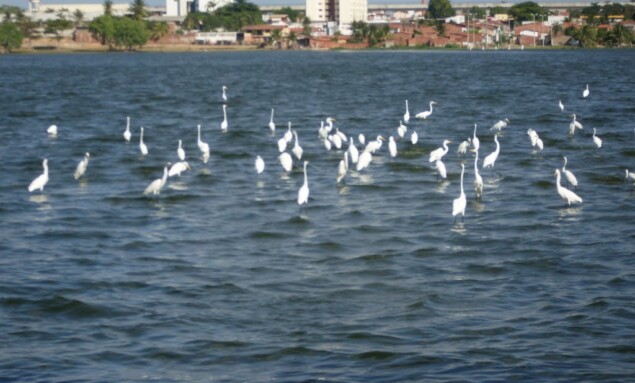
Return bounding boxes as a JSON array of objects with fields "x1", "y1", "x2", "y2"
[
  {"x1": 166, "y1": 0, "x2": 233, "y2": 17},
  {"x1": 306, "y1": 0, "x2": 367, "y2": 34},
  {"x1": 27, "y1": 0, "x2": 130, "y2": 21}
]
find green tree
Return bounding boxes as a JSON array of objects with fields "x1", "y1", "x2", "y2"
[
  {"x1": 148, "y1": 20, "x2": 168, "y2": 41},
  {"x1": 427, "y1": 0, "x2": 455, "y2": 20},
  {"x1": 104, "y1": 0, "x2": 113, "y2": 16},
  {"x1": 113, "y1": 16, "x2": 148, "y2": 50},
  {"x1": 89, "y1": 14, "x2": 116, "y2": 48},
  {"x1": 0, "y1": 21, "x2": 23, "y2": 52},
  {"x1": 605, "y1": 23, "x2": 633, "y2": 46},
  {"x1": 73, "y1": 9, "x2": 84, "y2": 27},
  {"x1": 351, "y1": 20, "x2": 369, "y2": 42},
  {"x1": 128, "y1": 0, "x2": 147, "y2": 20},
  {"x1": 489, "y1": 6, "x2": 507, "y2": 16},
  {"x1": 302, "y1": 16, "x2": 311, "y2": 36},
  {"x1": 286, "y1": 30, "x2": 296, "y2": 48},
  {"x1": 572, "y1": 24, "x2": 598, "y2": 47},
  {"x1": 469, "y1": 6, "x2": 486, "y2": 20},
  {"x1": 509, "y1": 2, "x2": 546, "y2": 23},
  {"x1": 272, "y1": 6, "x2": 300, "y2": 22}
]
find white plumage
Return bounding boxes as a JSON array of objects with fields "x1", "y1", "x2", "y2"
[
  {"x1": 144, "y1": 165, "x2": 169, "y2": 195},
  {"x1": 403, "y1": 100, "x2": 410, "y2": 123},
  {"x1": 123, "y1": 116, "x2": 131, "y2": 142},
  {"x1": 220, "y1": 104, "x2": 228, "y2": 132},
  {"x1": 297, "y1": 161, "x2": 309, "y2": 206},
  {"x1": 255, "y1": 155, "x2": 265, "y2": 174},
  {"x1": 168, "y1": 161, "x2": 190, "y2": 177},
  {"x1": 388, "y1": 136, "x2": 397, "y2": 158},
  {"x1": 177, "y1": 139, "x2": 185, "y2": 161},
  {"x1": 279, "y1": 152, "x2": 293, "y2": 172},
  {"x1": 429, "y1": 139, "x2": 451, "y2": 163},
  {"x1": 28, "y1": 159, "x2": 49, "y2": 193},
  {"x1": 452, "y1": 164, "x2": 466, "y2": 221},
  {"x1": 415, "y1": 101, "x2": 437, "y2": 119},
  {"x1": 197, "y1": 124, "x2": 210, "y2": 163},
  {"x1": 490, "y1": 118, "x2": 510, "y2": 131},
  {"x1": 74, "y1": 152, "x2": 90, "y2": 180},
  {"x1": 554, "y1": 169, "x2": 583, "y2": 206},
  {"x1": 592, "y1": 128, "x2": 602, "y2": 149},
  {"x1": 139, "y1": 127, "x2": 148, "y2": 156},
  {"x1": 482, "y1": 135, "x2": 500, "y2": 171}
]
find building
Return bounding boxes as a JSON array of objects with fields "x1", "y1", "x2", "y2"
[
  {"x1": 306, "y1": 0, "x2": 367, "y2": 34},
  {"x1": 166, "y1": 0, "x2": 233, "y2": 17},
  {"x1": 27, "y1": 0, "x2": 130, "y2": 21}
]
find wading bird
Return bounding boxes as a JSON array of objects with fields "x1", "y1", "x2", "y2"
[
  {"x1": 123, "y1": 116, "x2": 131, "y2": 142},
  {"x1": 74, "y1": 152, "x2": 90, "y2": 180},
  {"x1": 415, "y1": 101, "x2": 437, "y2": 119},
  {"x1": 144, "y1": 165, "x2": 169, "y2": 196},
  {"x1": 554, "y1": 169, "x2": 582, "y2": 206},
  {"x1": 28, "y1": 159, "x2": 49, "y2": 193},
  {"x1": 452, "y1": 164, "x2": 466, "y2": 222},
  {"x1": 139, "y1": 127, "x2": 148, "y2": 156},
  {"x1": 298, "y1": 161, "x2": 309, "y2": 206}
]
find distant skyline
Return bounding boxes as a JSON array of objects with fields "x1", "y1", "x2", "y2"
[{"x1": 0, "y1": 0, "x2": 607, "y2": 11}]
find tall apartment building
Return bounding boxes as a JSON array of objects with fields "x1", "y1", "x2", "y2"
[{"x1": 306, "y1": 0, "x2": 367, "y2": 30}]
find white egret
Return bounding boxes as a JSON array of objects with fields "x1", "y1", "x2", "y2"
[
  {"x1": 177, "y1": 139, "x2": 185, "y2": 161},
  {"x1": 330, "y1": 132, "x2": 343, "y2": 149},
  {"x1": 365, "y1": 135, "x2": 384, "y2": 153},
  {"x1": 490, "y1": 118, "x2": 510, "y2": 131},
  {"x1": 123, "y1": 116, "x2": 131, "y2": 142},
  {"x1": 415, "y1": 101, "x2": 437, "y2": 119},
  {"x1": 474, "y1": 150, "x2": 483, "y2": 199},
  {"x1": 318, "y1": 121, "x2": 327, "y2": 139},
  {"x1": 527, "y1": 129, "x2": 537, "y2": 146},
  {"x1": 47, "y1": 124, "x2": 58, "y2": 136},
  {"x1": 28, "y1": 159, "x2": 49, "y2": 192},
  {"x1": 323, "y1": 137, "x2": 332, "y2": 151},
  {"x1": 569, "y1": 114, "x2": 583, "y2": 136},
  {"x1": 403, "y1": 100, "x2": 410, "y2": 123},
  {"x1": 255, "y1": 155, "x2": 265, "y2": 174},
  {"x1": 559, "y1": 100, "x2": 564, "y2": 112},
  {"x1": 582, "y1": 84, "x2": 589, "y2": 98},
  {"x1": 457, "y1": 138, "x2": 471, "y2": 157},
  {"x1": 277, "y1": 136, "x2": 287, "y2": 153},
  {"x1": 168, "y1": 161, "x2": 191, "y2": 177},
  {"x1": 452, "y1": 164, "x2": 466, "y2": 222},
  {"x1": 335, "y1": 128, "x2": 347, "y2": 143},
  {"x1": 279, "y1": 152, "x2": 293, "y2": 172},
  {"x1": 348, "y1": 136, "x2": 359, "y2": 164},
  {"x1": 471, "y1": 124, "x2": 480, "y2": 152},
  {"x1": 429, "y1": 139, "x2": 451, "y2": 163},
  {"x1": 625, "y1": 169, "x2": 635, "y2": 185},
  {"x1": 197, "y1": 124, "x2": 210, "y2": 163},
  {"x1": 74, "y1": 152, "x2": 90, "y2": 180},
  {"x1": 358, "y1": 133, "x2": 366, "y2": 146},
  {"x1": 592, "y1": 128, "x2": 602, "y2": 149},
  {"x1": 298, "y1": 161, "x2": 309, "y2": 206},
  {"x1": 436, "y1": 159, "x2": 447, "y2": 179},
  {"x1": 222, "y1": 85, "x2": 228, "y2": 102},
  {"x1": 397, "y1": 120, "x2": 407, "y2": 138},
  {"x1": 356, "y1": 150, "x2": 373, "y2": 172},
  {"x1": 411, "y1": 130, "x2": 418, "y2": 145},
  {"x1": 325, "y1": 117, "x2": 335, "y2": 133},
  {"x1": 284, "y1": 122, "x2": 293, "y2": 143},
  {"x1": 268, "y1": 108, "x2": 276, "y2": 132},
  {"x1": 220, "y1": 104, "x2": 228, "y2": 132},
  {"x1": 482, "y1": 135, "x2": 500, "y2": 173},
  {"x1": 554, "y1": 169, "x2": 583, "y2": 206},
  {"x1": 562, "y1": 156, "x2": 578, "y2": 188},
  {"x1": 388, "y1": 136, "x2": 397, "y2": 158},
  {"x1": 144, "y1": 165, "x2": 169, "y2": 195},
  {"x1": 139, "y1": 127, "x2": 148, "y2": 156},
  {"x1": 292, "y1": 130, "x2": 303, "y2": 160},
  {"x1": 337, "y1": 152, "x2": 348, "y2": 184}
]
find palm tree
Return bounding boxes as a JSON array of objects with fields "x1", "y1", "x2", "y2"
[
  {"x1": 129, "y1": 0, "x2": 147, "y2": 20},
  {"x1": 270, "y1": 28, "x2": 282, "y2": 48},
  {"x1": 104, "y1": 0, "x2": 113, "y2": 16},
  {"x1": 149, "y1": 21, "x2": 169, "y2": 41}
]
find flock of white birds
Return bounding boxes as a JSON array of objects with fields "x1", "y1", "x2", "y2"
[{"x1": 27, "y1": 83, "x2": 635, "y2": 221}]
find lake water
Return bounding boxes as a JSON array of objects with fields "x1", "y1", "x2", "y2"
[{"x1": 1, "y1": 49, "x2": 635, "y2": 382}]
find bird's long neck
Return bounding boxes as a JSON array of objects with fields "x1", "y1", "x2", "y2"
[
  {"x1": 126, "y1": 117, "x2": 130, "y2": 131},
  {"x1": 140, "y1": 128, "x2": 144, "y2": 140},
  {"x1": 162, "y1": 167, "x2": 168, "y2": 185},
  {"x1": 556, "y1": 171, "x2": 562, "y2": 191},
  {"x1": 473, "y1": 124, "x2": 477, "y2": 136},
  {"x1": 460, "y1": 166, "x2": 465, "y2": 194},
  {"x1": 494, "y1": 136, "x2": 499, "y2": 153},
  {"x1": 303, "y1": 163, "x2": 308, "y2": 184},
  {"x1": 197, "y1": 126, "x2": 201, "y2": 141},
  {"x1": 223, "y1": 106, "x2": 227, "y2": 119},
  {"x1": 43, "y1": 161, "x2": 48, "y2": 175},
  {"x1": 271, "y1": 109, "x2": 274, "y2": 120},
  {"x1": 429, "y1": 102, "x2": 434, "y2": 112},
  {"x1": 474, "y1": 151, "x2": 479, "y2": 174}
]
